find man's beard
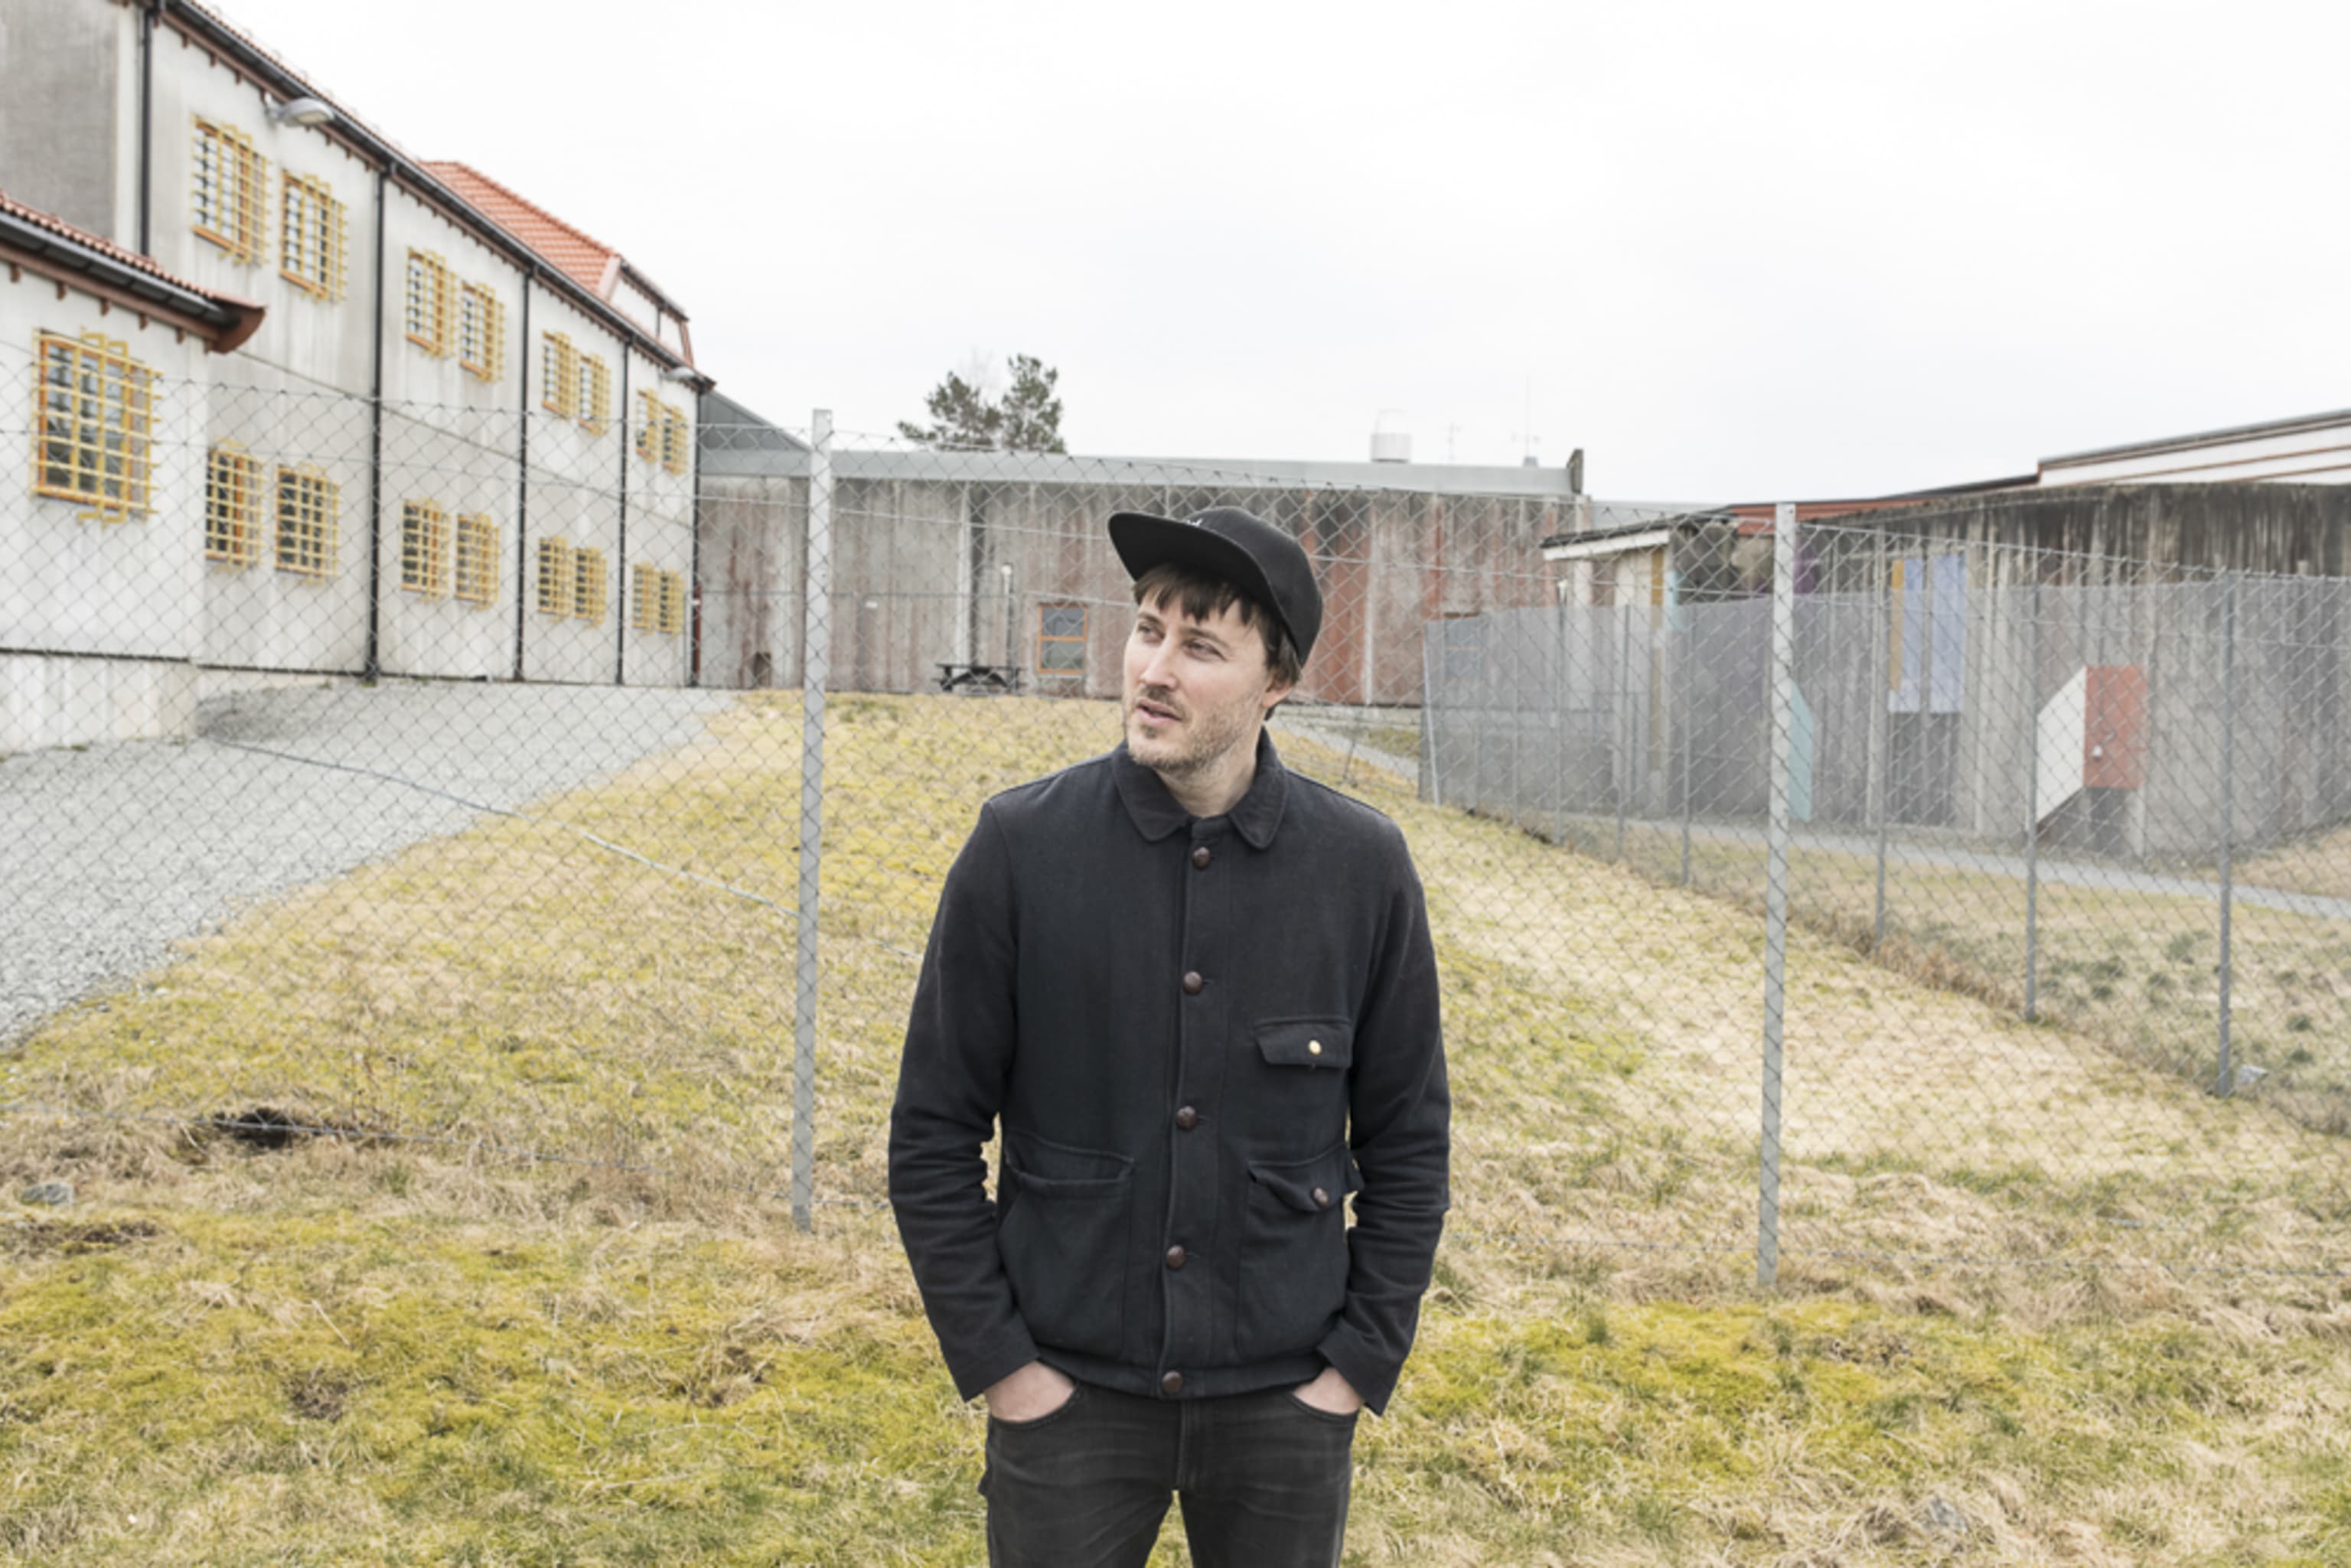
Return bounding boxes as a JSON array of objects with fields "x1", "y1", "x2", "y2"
[{"x1": 1123, "y1": 686, "x2": 1258, "y2": 779}]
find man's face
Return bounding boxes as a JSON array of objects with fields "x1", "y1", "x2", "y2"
[{"x1": 1122, "y1": 591, "x2": 1294, "y2": 781}]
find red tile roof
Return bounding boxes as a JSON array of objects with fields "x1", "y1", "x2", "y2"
[
  {"x1": 425, "y1": 161, "x2": 619, "y2": 299},
  {"x1": 0, "y1": 188, "x2": 260, "y2": 311}
]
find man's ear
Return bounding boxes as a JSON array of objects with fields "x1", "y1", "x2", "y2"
[{"x1": 1260, "y1": 672, "x2": 1296, "y2": 714}]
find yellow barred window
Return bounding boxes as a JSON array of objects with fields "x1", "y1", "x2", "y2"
[
  {"x1": 279, "y1": 174, "x2": 347, "y2": 299},
  {"x1": 455, "y1": 515, "x2": 499, "y2": 606},
  {"x1": 400, "y1": 500, "x2": 448, "y2": 597},
  {"x1": 34, "y1": 333, "x2": 155, "y2": 523},
  {"x1": 541, "y1": 333, "x2": 577, "y2": 418},
  {"x1": 660, "y1": 400, "x2": 690, "y2": 475},
  {"x1": 580, "y1": 354, "x2": 611, "y2": 435},
  {"x1": 459, "y1": 285, "x2": 506, "y2": 382},
  {"x1": 572, "y1": 547, "x2": 608, "y2": 623},
  {"x1": 660, "y1": 572, "x2": 686, "y2": 635},
  {"x1": 192, "y1": 119, "x2": 267, "y2": 263},
  {"x1": 405, "y1": 249, "x2": 454, "y2": 355},
  {"x1": 635, "y1": 390, "x2": 660, "y2": 461},
  {"x1": 536, "y1": 536, "x2": 572, "y2": 615},
  {"x1": 274, "y1": 465, "x2": 338, "y2": 578},
  {"x1": 631, "y1": 563, "x2": 660, "y2": 631},
  {"x1": 204, "y1": 445, "x2": 264, "y2": 565}
]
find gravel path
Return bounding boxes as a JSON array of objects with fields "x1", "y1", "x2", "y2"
[{"x1": 0, "y1": 682, "x2": 738, "y2": 1046}]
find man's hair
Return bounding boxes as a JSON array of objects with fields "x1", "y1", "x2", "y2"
[{"x1": 1130, "y1": 562, "x2": 1305, "y2": 691}]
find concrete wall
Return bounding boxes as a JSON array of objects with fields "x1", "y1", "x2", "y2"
[{"x1": 0, "y1": 0, "x2": 126, "y2": 240}]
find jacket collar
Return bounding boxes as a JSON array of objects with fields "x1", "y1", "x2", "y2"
[{"x1": 1111, "y1": 731, "x2": 1290, "y2": 849}]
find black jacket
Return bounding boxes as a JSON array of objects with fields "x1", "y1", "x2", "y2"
[{"x1": 888, "y1": 735, "x2": 1449, "y2": 1415}]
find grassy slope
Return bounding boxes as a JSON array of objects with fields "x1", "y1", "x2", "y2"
[{"x1": 4, "y1": 693, "x2": 2350, "y2": 1566}]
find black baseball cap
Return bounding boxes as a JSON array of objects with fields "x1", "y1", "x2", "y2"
[{"x1": 1107, "y1": 506, "x2": 1323, "y2": 665}]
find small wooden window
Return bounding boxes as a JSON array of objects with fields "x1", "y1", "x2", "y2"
[
  {"x1": 455, "y1": 514, "x2": 499, "y2": 605},
  {"x1": 204, "y1": 445, "x2": 264, "y2": 565},
  {"x1": 405, "y1": 249, "x2": 454, "y2": 355},
  {"x1": 279, "y1": 174, "x2": 347, "y2": 298},
  {"x1": 536, "y1": 535, "x2": 572, "y2": 615},
  {"x1": 1037, "y1": 602, "x2": 1087, "y2": 674},
  {"x1": 192, "y1": 119, "x2": 267, "y2": 263},
  {"x1": 541, "y1": 333, "x2": 577, "y2": 418},
  {"x1": 572, "y1": 546, "x2": 608, "y2": 623},
  {"x1": 400, "y1": 500, "x2": 448, "y2": 597},
  {"x1": 274, "y1": 465, "x2": 338, "y2": 578},
  {"x1": 459, "y1": 285, "x2": 505, "y2": 382},
  {"x1": 33, "y1": 333, "x2": 155, "y2": 523}
]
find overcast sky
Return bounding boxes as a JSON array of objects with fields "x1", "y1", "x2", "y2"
[{"x1": 215, "y1": 0, "x2": 2351, "y2": 501}]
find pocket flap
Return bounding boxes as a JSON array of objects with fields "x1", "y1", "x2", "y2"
[
  {"x1": 1004, "y1": 1131, "x2": 1132, "y2": 1197},
  {"x1": 1254, "y1": 1018, "x2": 1353, "y2": 1070},
  {"x1": 1247, "y1": 1145, "x2": 1361, "y2": 1214}
]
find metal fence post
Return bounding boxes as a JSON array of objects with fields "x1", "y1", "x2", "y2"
[
  {"x1": 1872, "y1": 532, "x2": 1892, "y2": 947},
  {"x1": 1678, "y1": 584, "x2": 1693, "y2": 888},
  {"x1": 1759, "y1": 501, "x2": 1797, "y2": 1289},
  {"x1": 791, "y1": 409, "x2": 834, "y2": 1229},
  {"x1": 2216, "y1": 573, "x2": 2238, "y2": 1097},
  {"x1": 1615, "y1": 597, "x2": 1631, "y2": 862},
  {"x1": 2025, "y1": 572, "x2": 2043, "y2": 1022}
]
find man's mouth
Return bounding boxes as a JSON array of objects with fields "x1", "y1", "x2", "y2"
[{"x1": 1134, "y1": 697, "x2": 1182, "y2": 724}]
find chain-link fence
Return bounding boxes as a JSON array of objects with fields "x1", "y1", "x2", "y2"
[{"x1": 6, "y1": 369, "x2": 2348, "y2": 1286}]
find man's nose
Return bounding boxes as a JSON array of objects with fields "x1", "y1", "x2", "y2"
[{"x1": 1140, "y1": 637, "x2": 1179, "y2": 689}]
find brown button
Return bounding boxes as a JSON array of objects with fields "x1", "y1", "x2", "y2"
[
  {"x1": 1165, "y1": 1244, "x2": 1187, "y2": 1270},
  {"x1": 1174, "y1": 1106, "x2": 1198, "y2": 1131},
  {"x1": 1191, "y1": 846, "x2": 1212, "y2": 869},
  {"x1": 1160, "y1": 1371, "x2": 1184, "y2": 1395},
  {"x1": 1182, "y1": 971, "x2": 1205, "y2": 996},
  {"x1": 1312, "y1": 1187, "x2": 1332, "y2": 1209}
]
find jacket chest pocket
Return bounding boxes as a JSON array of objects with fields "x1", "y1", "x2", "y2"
[
  {"x1": 996, "y1": 1136, "x2": 1133, "y2": 1360},
  {"x1": 1245, "y1": 1018, "x2": 1354, "y2": 1146},
  {"x1": 1233, "y1": 1139, "x2": 1362, "y2": 1361}
]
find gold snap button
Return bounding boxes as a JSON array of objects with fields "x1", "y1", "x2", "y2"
[{"x1": 1308, "y1": 1040, "x2": 1323, "y2": 1056}]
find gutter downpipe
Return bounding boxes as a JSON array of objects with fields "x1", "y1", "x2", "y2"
[
  {"x1": 514, "y1": 268, "x2": 534, "y2": 682},
  {"x1": 138, "y1": 4, "x2": 158, "y2": 255},
  {"x1": 363, "y1": 162, "x2": 388, "y2": 681},
  {"x1": 687, "y1": 390, "x2": 703, "y2": 687},
  {"x1": 614, "y1": 350, "x2": 630, "y2": 685}
]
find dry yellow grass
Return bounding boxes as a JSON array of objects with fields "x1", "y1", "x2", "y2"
[{"x1": 4, "y1": 691, "x2": 2350, "y2": 1565}]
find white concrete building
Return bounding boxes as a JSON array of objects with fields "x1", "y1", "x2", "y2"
[{"x1": 0, "y1": 0, "x2": 709, "y2": 749}]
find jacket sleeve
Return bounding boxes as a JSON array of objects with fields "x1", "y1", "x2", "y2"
[
  {"x1": 886, "y1": 804, "x2": 1039, "y2": 1400},
  {"x1": 1317, "y1": 828, "x2": 1450, "y2": 1415}
]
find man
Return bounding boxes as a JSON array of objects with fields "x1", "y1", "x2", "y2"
[{"x1": 888, "y1": 506, "x2": 1450, "y2": 1566}]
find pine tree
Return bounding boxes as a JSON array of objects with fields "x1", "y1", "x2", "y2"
[{"x1": 898, "y1": 355, "x2": 1065, "y2": 453}]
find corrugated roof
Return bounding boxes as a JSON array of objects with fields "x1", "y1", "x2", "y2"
[{"x1": 424, "y1": 161, "x2": 618, "y2": 299}]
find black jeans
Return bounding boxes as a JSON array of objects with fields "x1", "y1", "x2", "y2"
[{"x1": 980, "y1": 1381, "x2": 1357, "y2": 1567}]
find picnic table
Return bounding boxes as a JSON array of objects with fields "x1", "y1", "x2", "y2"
[{"x1": 936, "y1": 662, "x2": 1022, "y2": 695}]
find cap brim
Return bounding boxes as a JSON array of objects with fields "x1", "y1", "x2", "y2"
[{"x1": 1107, "y1": 511, "x2": 1283, "y2": 624}]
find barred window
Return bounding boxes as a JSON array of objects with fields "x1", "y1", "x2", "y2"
[
  {"x1": 279, "y1": 174, "x2": 347, "y2": 298},
  {"x1": 1036, "y1": 602, "x2": 1087, "y2": 674},
  {"x1": 33, "y1": 333, "x2": 155, "y2": 523},
  {"x1": 660, "y1": 572, "x2": 686, "y2": 635},
  {"x1": 274, "y1": 465, "x2": 338, "y2": 578},
  {"x1": 541, "y1": 333, "x2": 577, "y2": 418},
  {"x1": 192, "y1": 119, "x2": 266, "y2": 263},
  {"x1": 580, "y1": 354, "x2": 611, "y2": 435},
  {"x1": 455, "y1": 514, "x2": 499, "y2": 606},
  {"x1": 400, "y1": 500, "x2": 448, "y2": 597},
  {"x1": 660, "y1": 400, "x2": 690, "y2": 475},
  {"x1": 636, "y1": 389, "x2": 660, "y2": 461},
  {"x1": 536, "y1": 536, "x2": 572, "y2": 616},
  {"x1": 405, "y1": 249, "x2": 453, "y2": 355},
  {"x1": 572, "y1": 546, "x2": 608, "y2": 623},
  {"x1": 204, "y1": 445, "x2": 264, "y2": 565},
  {"x1": 458, "y1": 284, "x2": 506, "y2": 382},
  {"x1": 631, "y1": 562, "x2": 660, "y2": 631}
]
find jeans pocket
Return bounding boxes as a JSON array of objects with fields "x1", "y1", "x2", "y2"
[
  {"x1": 990, "y1": 1381, "x2": 1085, "y2": 1433},
  {"x1": 1281, "y1": 1388, "x2": 1361, "y2": 1428}
]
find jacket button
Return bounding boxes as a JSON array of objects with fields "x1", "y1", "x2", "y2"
[
  {"x1": 1174, "y1": 1105, "x2": 1198, "y2": 1130},
  {"x1": 1191, "y1": 845, "x2": 1212, "y2": 869},
  {"x1": 1312, "y1": 1186, "x2": 1332, "y2": 1209},
  {"x1": 1308, "y1": 1039, "x2": 1323, "y2": 1056},
  {"x1": 1182, "y1": 971, "x2": 1204, "y2": 996},
  {"x1": 1160, "y1": 1371, "x2": 1184, "y2": 1395},
  {"x1": 1165, "y1": 1244, "x2": 1187, "y2": 1270}
]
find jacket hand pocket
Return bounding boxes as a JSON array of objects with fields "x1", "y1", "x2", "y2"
[
  {"x1": 996, "y1": 1135, "x2": 1133, "y2": 1360},
  {"x1": 1233, "y1": 1140, "x2": 1361, "y2": 1362}
]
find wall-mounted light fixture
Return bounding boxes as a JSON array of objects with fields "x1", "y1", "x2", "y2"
[{"x1": 266, "y1": 95, "x2": 335, "y2": 128}]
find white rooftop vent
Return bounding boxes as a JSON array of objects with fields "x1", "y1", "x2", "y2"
[{"x1": 1371, "y1": 430, "x2": 1412, "y2": 463}]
